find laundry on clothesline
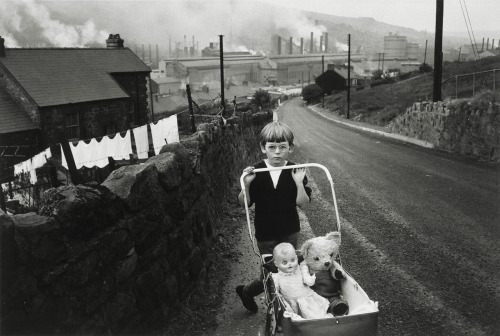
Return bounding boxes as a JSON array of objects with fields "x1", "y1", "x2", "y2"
[
  {"x1": 13, "y1": 147, "x2": 53, "y2": 184},
  {"x1": 150, "y1": 114, "x2": 179, "y2": 155},
  {"x1": 132, "y1": 124, "x2": 149, "y2": 159},
  {"x1": 61, "y1": 131, "x2": 133, "y2": 169}
]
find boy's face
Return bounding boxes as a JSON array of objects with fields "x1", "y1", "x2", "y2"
[{"x1": 261, "y1": 141, "x2": 293, "y2": 167}]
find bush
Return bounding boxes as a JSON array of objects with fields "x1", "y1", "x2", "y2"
[
  {"x1": 301, "y1": 84, "x2": 323, "y2": 104},
  {"x1": 251, "y1": 89, "x2": 272, "y2": 109}
]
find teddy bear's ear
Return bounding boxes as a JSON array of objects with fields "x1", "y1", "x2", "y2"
[
  {"x1": 300, "y1": 240, "x2": 312, "y2": 257},
  {"x1": 325, "y1": 231, "x2": 341, "y2": 245}
]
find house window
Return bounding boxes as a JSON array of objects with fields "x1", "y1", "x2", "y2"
[{"x1": 65, "y1": 111, "x2": 80, "y2": 140}]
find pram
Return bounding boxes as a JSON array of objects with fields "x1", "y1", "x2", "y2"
[{"x1": 240, "y1": 163, "x2": 379, "y2": 336}]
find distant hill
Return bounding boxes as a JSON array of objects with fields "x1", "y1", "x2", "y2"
[{"x1": 321, "y1": 56, "x2": 500, "y2": 126}]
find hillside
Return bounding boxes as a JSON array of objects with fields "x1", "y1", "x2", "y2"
[{"x1": 322, "y1": 56, "x2": 500, "y2": 126}]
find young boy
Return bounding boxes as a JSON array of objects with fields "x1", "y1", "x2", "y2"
[{"x1": 236, "y1": 121, "x2": 312, "y2": 313}]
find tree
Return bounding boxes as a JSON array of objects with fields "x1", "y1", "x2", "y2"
[
  {"x1": 301, "y1": 84, "x2": 323, "y2": 104},
  {"x1": 251, "y1": 89, "x2": 271, "y2": 109}
]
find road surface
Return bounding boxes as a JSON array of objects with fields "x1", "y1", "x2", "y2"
[{"x1": 214, "y1": 98, "x2": 499, "y2": 335}]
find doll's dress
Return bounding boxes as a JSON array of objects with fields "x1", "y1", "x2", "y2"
[{"x1": 272, "y1": 269, "x2": 332, "y2": 319}]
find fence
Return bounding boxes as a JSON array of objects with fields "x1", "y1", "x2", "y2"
[{"x1": 442, "y1": 68, "x2": 499, "y2": 99}]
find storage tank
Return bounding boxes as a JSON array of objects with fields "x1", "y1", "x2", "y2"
[
  {"x1": 384, "y1": 34, "x2": 407, "y2": 58},
  {"x1": 406, "y1": 43, "x2": 419, "y2": 60}
]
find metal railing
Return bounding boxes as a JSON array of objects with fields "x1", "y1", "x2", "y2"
[{"x1": 442, "y1": 68, "x2": 499, "y2": 99}]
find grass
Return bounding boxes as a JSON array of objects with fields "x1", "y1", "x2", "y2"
[{"x1": 323, "y1": 56, "x2": 500, "y2": 126}]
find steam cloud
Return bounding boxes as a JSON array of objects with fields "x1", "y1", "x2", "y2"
[
  {"x1": 0, "y1": 0, "x2": 328, "y2": 53},
  {"x1": 0, "y1": 0, "x2": 108, "y2": 47}
]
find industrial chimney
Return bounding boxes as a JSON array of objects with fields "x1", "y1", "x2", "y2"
[
  {"x1": 278, "y1": 36, "x2": 281, "y2": 55},
  {"x1": 300, "y1": 37, "x2": 304, "y2": 54},
  {"x1": 289, "y1": 37, "x2": 293, "y2": 54},
  {"x1": 320, "y1": 35, "x2": 323, "y2": 52},
  {"x1": 106, "y1": 34, "x2": 124, "y2": 48},
  {"x1": 324, "y1": 32, "x2": 329, "y2": 52},
  {"x1": 310, "y1": 32, "x2": 314, "y2": 53}
]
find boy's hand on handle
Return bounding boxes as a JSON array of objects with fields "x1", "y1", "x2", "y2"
[
  {"x1": 242, "y1": 166, "x2": 256, "y2": 186},
  {"x1": 292, "y1": 167, "x2": 306, "y2": 184}
]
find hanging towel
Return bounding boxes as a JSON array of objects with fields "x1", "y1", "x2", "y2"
[
  {"x1": 132, "y1": 125, "x2": 149, "y2": 159},
  {"x1": 151, "y1": 115, "x2": 179, "y2": 155},
  {"x1": 31, "y1": 147, "x2": 52, "y2": 169},
  {"x1": 103, "y1": 130, "x2": 133, "y2": 162},
  {"x1": 164, "y1": 114, "x2": 179, "y2": 144},
  {"x1": 29, "y1": 159, "x2": 37, "y2": 184}
]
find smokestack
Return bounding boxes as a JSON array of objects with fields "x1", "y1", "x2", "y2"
[
  {"x1": 300, "y1": 37, "x2": 304, "y2": 54},
  {"x1": 0, "y1": 36, "x2": 5, "y2": 57},
  {"x1": 278, "y1": 36, "x2": 281, "y2": 55},
  {"x1": 486, "y1": 38, "x2": 490, "y2": 50},
  {"x1": 142, "y1": 44, "x2": 145, "y2": 60},
  {"x1": 310, "y1": 32, "x2": 314, "y2": 53},
  {"x1": 289, "y1": 37, "x2": 293, "y2": 54},
  {"x1": 492, "y1": 39, "x2": 495, "y2": 50},
  {"x1": 149, "y1": 44, "x2": 152, "y2": 63},
  {"x1": 156, "y1": 44, "x2": 159, "y2": 66},
  {"x1": 106, "y1": 34, "x2": 124, "y2": 48},
  {"x1": 169, "y1": 36, "x2": 172, "y2": 58},
  {"x1": 324, "y1": 32, "x2": 328, "y2": 52},
  {"x1": 320, "y1": 35, "x2": 323, "y2": 52}
]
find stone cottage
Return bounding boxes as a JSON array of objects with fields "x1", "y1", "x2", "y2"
[{"x1": 0, "y1": 34, "x2": 152, "y2": 179}]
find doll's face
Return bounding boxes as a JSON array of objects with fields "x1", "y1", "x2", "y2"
[{"x1": 275, "y1": 247, "x2": 299, "y2": 273}]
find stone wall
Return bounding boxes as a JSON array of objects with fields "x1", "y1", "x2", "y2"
[
  {"x1": 389, "y1": 100, "x2": 500, "y2": 161},
  {"x1": 0, "y1": 111, "x2": 272, "y2": 335}
]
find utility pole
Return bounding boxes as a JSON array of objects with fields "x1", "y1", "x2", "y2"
[
  {"x1": 186, "y1": 84, "x2": 196, "y2": 133},
  {"x1": 347, "y1": 34, "x2": 351, "y2": 120},
  {"x1": 219, "y1": 34, "x2": 226, "y2": 118},
  {"x1": 433, "y1": 0, "x2": 444, "y2": 102},
  {"x1": 423, "y1": 40, "x2": 428, "y2": 67},
  {"x1": 322, "y1": 55, "x2": 325, "y2": 108}
]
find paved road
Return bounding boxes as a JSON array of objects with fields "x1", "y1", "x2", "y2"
[{"x1": 279, "y1": 98, "x2": 500, "y2": 335}]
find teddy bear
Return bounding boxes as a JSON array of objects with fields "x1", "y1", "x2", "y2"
[
  {"x1": 300, "y1": 231, "x2": 349, "y2": 316},
  {"x1": 271, "y1": 242, "x2": 333, "y2": 320}
]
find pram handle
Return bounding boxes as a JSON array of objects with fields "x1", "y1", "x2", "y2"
[{"x1": 240, "y1": 163, "x2": 342, "y2": 257}]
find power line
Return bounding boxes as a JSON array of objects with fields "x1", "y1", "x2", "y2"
[
  {"x1": 462, "y1": 0, "x2": 479, "y2": 57},
  {"x1": 459, "y1": 0, "x2": 478, "y2": 58}
]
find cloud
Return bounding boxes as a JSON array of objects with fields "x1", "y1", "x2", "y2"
[{"x1": 0, "y1": 0, "x2": 108, "y2": 47}]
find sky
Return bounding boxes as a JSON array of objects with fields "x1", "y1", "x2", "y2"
[
  {"x1": 262, "y1": 0, "x2": 499, "y2": 33},
  {"x1": 0, "y1": 0, "x2": 498, "y2": 49}
]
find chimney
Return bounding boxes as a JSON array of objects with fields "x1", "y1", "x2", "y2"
[
  {"x1": 310, "y1": 32, "x2": 314, "y2": 53},
  {"x1": 278, "y1": 36, "x2": 281, "y2": 55},
  {"x1": 106, "y1": 34, "x2": 124, "y2": 48},
  {"x1": 0, "y1": 36, "x2": 5, "y2": 57},
  {"x1": 300, "y1": 37, "x2": 304, "y2": 54},
  {"x1": 210, "y1": 42, "x2": 214, "y2": 49},
  {"x1": 486, "y1": 38, "x2": 490, "y2": 50},
  {"x1": 324, "y1": 32, "x2": 328, "y2": 52},
  {"x1": 320, "y1": 35, "x2": 323, "y2": 52},
  {"x1": 289, "y1": 37, "x2": 293, "y2": 54}
]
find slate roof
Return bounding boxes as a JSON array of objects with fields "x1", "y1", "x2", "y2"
[
  {"x1": 0, "y1": 86, "x2": 38, "y2": 134},
  {"x1": 0, "y1": 48, "x2": 151, "y2": 107}
]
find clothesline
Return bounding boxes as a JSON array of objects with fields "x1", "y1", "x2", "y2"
[{"x1": 9, "y1": 114, "x2": 180, "y2": 185}]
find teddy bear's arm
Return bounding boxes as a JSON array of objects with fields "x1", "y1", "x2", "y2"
[
  {"x1": 331, "y1": 260, "x2": 345, "y2": 280},
  {"x1": 300, "y1": 262, "x2": 316, "y2": 286}
]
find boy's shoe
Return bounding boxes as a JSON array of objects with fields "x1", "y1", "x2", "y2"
[{"x1": 236, "y1": 285, "x2": 258, "y2": 313}]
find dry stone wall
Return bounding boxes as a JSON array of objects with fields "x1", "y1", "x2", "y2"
[
  {"x1": 389, "y1": 100, "x2": 500, "y2": 161},
  {"x1": 0, "y1": 111, "x2": 272, "y2": 335}
]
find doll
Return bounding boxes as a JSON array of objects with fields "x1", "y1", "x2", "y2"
[{"x1": 271, "y1": 243, "x2": 333, "y2": 320}]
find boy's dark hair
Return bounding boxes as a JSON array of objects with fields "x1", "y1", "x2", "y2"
[{"x1": 259, "y1": 122, "x2": 294, "y2": 147}]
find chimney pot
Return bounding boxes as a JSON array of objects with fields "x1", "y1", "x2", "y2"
[
  {"x1": 0, "y1": 36, "x2": 5, "y2": 57},
  {"x1": 106, "y1": 34, "x2": 124, "y2": 48}
]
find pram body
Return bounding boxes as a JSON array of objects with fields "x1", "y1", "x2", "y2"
[{"x1": 240, "y1": 163, "x2": 379, "y2": 336}]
